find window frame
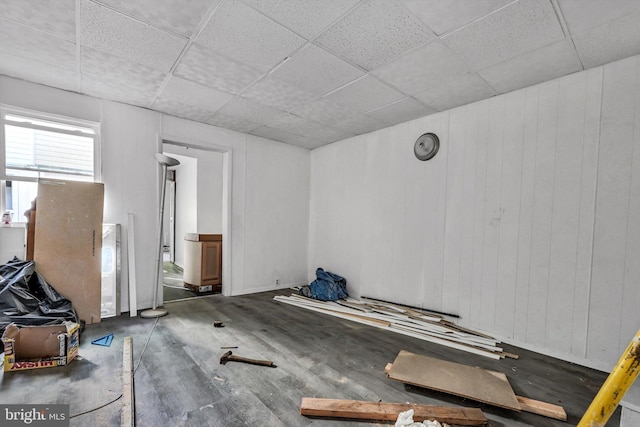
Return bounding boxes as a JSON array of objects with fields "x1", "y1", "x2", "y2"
[{"x1": 0, "y1": 105, "x2": 102, "y2": 218}]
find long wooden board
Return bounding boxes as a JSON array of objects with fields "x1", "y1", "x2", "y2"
[
  {"x1": 300, "y1": 398, "x2": 487, "y2": 426},
  {"x1": 121, "y1": 336, "x2": 134, "y2": 427},
  {"x1": 516, "y1": 396, "x2": 567, "y2": 421},
  {"x1": 388, "y1": 350, "x2": 521, "y2": 411}
]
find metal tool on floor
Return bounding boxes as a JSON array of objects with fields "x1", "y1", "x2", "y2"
[{"x1": 220, "y1": 351, "x2": 276, "y2": 368}]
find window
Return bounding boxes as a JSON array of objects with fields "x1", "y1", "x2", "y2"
[{"x1": 0, "y1": 106, "x2": 101, "y2": 223}]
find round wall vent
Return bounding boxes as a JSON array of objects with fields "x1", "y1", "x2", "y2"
[{"x1": 414, "y1": 132, "x2": 440, "y2": 161}]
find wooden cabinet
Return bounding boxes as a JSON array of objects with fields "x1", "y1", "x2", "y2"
[{"x1": 183, "y1": 234, "x2": 222, "y2": 293}]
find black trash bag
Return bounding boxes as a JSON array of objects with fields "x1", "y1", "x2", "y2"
[
  {"x1": 0, "y1": 257, "x2": 79, "y2": 336},
  {"x1": 299, "y1": 268, "x2": 348, "y2": 301}
]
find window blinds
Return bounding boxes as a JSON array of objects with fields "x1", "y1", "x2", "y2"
[{"x1": 3, "y1": 114, "x2": 96, "y2": 180}]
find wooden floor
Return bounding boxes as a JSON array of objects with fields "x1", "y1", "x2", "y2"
[{"x1": 1, "y1": 290, "x2": 620, "y2": 426}]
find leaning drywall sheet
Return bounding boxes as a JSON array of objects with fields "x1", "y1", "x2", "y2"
[
  {"x1": 34, "y1": 179, "x2": 104, "y2": 324},
  {"x1": 388, "y1": 350, "x2": 521, "y2": 411}
]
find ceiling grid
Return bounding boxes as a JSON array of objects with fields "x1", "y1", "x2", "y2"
[{"x1": 1, "y1": 0, "x2": 640, "y2": 149}]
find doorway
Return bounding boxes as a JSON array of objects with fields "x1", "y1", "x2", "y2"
[{"x1": 159, "y1": 139, "x2": 229, "y2": 303}]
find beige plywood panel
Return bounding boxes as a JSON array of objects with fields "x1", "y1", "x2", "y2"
[
  {"x1": 34, "y1": 180, "x2": 104, "y2": 324},
  {"x1": 388, "y1": 350, "x2": 521, "y2": 411}
]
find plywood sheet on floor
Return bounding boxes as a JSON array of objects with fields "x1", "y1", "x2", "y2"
[{"x1": 388, "y1": 350, "x2": 521, "y2": 411}]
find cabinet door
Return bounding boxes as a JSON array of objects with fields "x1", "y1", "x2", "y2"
[{"x1": 201, "y1": 241, "x2": 222, "y2": 284}]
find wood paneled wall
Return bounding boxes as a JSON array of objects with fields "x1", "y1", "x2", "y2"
[{"x1": 309, "y1": 54, "x2": 640, "y2": 371}]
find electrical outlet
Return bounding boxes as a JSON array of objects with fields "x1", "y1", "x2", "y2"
[{"x1": 275, "y1": 279, "x2": 280, "y2": 286}]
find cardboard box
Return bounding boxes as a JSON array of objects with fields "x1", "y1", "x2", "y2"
[{"x1": 2, "y1": 322, "x2": 80, "y2": 372}]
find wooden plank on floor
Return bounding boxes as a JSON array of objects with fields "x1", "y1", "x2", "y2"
[
  {"x1": 387, "y1": 350, "x2": 521, "y2": 411},
  {"x1": 122, "y1": 336, "x2": 134, "y2": 427},
  {"x1": 516, "y1": 396, "x2": 567, "y2": 421},
  {"x1": 300, "y1": 398, "x2": 487, "y2": 426}
]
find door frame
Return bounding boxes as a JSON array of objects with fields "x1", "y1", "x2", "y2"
[{"x1": 157, "y1": 134, "x2": 233, "y2": 303}]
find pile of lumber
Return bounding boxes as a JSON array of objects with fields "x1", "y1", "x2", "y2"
[{"x1": 273, "y1": 294, "x2": 513, "y2": 359}]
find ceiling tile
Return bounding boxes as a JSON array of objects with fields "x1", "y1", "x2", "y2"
[
  {"x1": 270, "y1": 44, "x2": 364, "y2": 96},
  {"x1": 291, "y1": 97, "x2": 357, "y2": 125},
  {"x1": 414, "y1": 73, "x2": 496, "y2": 111},
  {"x1": 332, "y1": 114, "x2": 389, "y2": 134},
  {"x1": 207, "y1": 112, "x2": 262, "y2": 133},
  {"x1": 371, "y1": 40, "x2": 471, "y2": 95},
  {"x1": 366, "y1": 97, "x2": 436, "y2": 125},
  {"x1": 81, "y1": 76, "x2": 159, "y2": 106},
  {"x1": 242, "y1": 0, "x2": 359, "y2": 39},
  {"x1": 265, "y1": 113, "x2": 353, "y2": 142},
  {"x1": 174, "y1": 44, "x2": 263, "y2": 95},
  {"x1": 323, "y1": 75, "x2": 405, "y2": 114},
  {"x1": 241, "y1": 75, "x2": 317, "y2": 111},
  {"x1": 311, "y1": 125, "x2": 356, "y2": 144},
  {"x1": 315, "y1": 0, "x2": 434, "y2": 70},
  {"x1": 81, "y1": 47, "x2": 165, "y2": 106},
  {"x1": 0, "y1": 52, "x2": 80, "y2": 93},
  {"x1": 0, "y1": 18, "x2": 77, "y2": 72},
  {"x1": 250, "y1": 126, "x2": 324, "y2": 149},
  {"x1": 215, "y1": 97, "x2": 284, "y2": 124},
  {"x1": 94, "y1": 0, "x2": 220, "y2": 37},
  {"x1": 442, "y1": 0, "x2": 564, "y2": 70},
  {"x1": 264, "y1": 112, "x2": 312, "y2": 131},
  {"x1": 156, "y1": 76, "x2": 234, "y2": 109},
  {"x1": 80, "y1": 0, "x2": 187, "y2": 72},
  {"x1": 0, "y1": 0, "x2": 76, "y2": 39},
  {"x1": 558, "y1": 0, "x2": 640, "y2": 35},
  {"x1": 401, "y1": 0, "x2": 512, "y2": 36},
  {"x1": 572, "y1": 12, "x2": 640, "y2": 69},
  {"x1": 151, "y1": 101, "x2": 215, "y2": 122},
  {"x1": 196, "y1": 0, "x2": 306, "y2": 72},
  {"x1": 479, "y1": 39, "x2": 583, "y2": 94},
  {"x1": 151, "y1": 76, "x2": 234, "y2": 121}
]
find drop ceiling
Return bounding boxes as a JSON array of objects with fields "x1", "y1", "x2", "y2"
[{"x1": 1, "y1": 0, "x2": 640, "y2": 150}]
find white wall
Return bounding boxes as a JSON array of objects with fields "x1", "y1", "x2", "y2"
[
  {"x1": 196, "y1": 150, "x2": 223, "y2": 234},
  {"x1": 241, "y1": 137, "x2": 310, "y2": 294},
  {"x1": 309, "y1": 54, "x2": 640, "y2": 372},
  {"x1": 0, "y1": 75, "x2": 311, "y2": 310}
]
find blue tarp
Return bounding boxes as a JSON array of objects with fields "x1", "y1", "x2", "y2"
[{"x1": 301, "y1": 268, "x2": 348, "y2": 301}]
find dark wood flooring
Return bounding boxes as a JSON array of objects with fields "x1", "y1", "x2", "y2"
[{"x1": 0, "y1": 290, "x2": 620, "y2": 426}]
